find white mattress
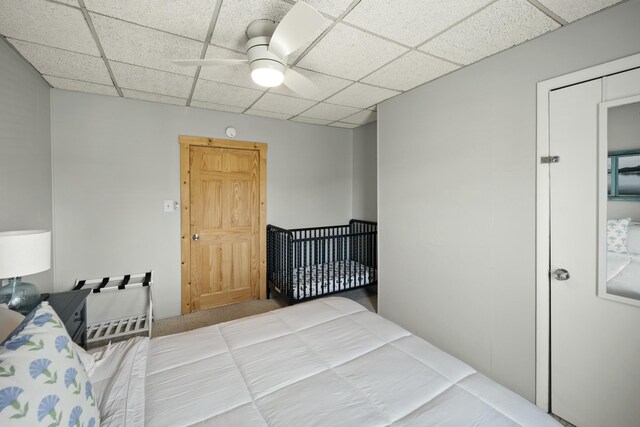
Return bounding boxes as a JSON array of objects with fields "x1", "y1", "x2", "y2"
[{"x1": 92, "y1": 297, "x2": 558, "y2": 426}]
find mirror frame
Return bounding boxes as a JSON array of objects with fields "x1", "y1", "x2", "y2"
[{"x1": 598, "y1": 93, "x2": 640, "y2": 307}]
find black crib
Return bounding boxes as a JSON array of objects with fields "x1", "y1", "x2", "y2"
[{"x1": 267, "y1": 219, "x2": 377, "y2": 304}]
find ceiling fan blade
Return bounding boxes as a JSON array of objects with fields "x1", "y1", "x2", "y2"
[
  {"x1": 283, "y1": 68, "x2": 319, "y2": 98},
  {"x1": 268, "y1": 2, "x2": 325, "y2": 58},
  {"x1": 171, "y1": 59, "x2": 248, "y2": 66}
]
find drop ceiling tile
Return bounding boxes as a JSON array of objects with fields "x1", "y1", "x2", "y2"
[
  {"x1": 297, "y1": 23, "x2": 408, "y2": 81},
  {"x1": 84, "y1": 0, "x2": 217, "y2": 41},
  {"x1": 210, "y1": 0, "x2": 291, "y2": 52},
  {"x1": 250, "y1": 93, "x2": 316, "y2": 116},
  {"x1": 90, "y1": 13, "x2": 202, "y2": 76},
  {"x1": 192, "y1": 79, "x2": 263, "y2": 108},
  {"x1": 44, "y1": 75, "x2": 118, "y2": 96},
  {"x1": 298, "y1": 0, "x2": 355, "y2": 18},
  {"x1": 190, "y1": 100, "x2": 245, "y2": 113},
  {"x1": 330, "y1": 122, "x2": 358, "y2": 128},
  {"x1": 343, "y1": 0, "x2": 493, "y2": 47},
  {"x1": 198, "y1": 45, "x2": 262, "y2": 90},
  {"x1": 325, "y1": 83, "x2": 399, "y2": 109},
  {"x1": 269, "y1": 67, "x2": 352, "y2": 101},
  {"x1": 110, "y1": 61, "x2": 193, "y2": 98},
  {"x1": 245, "y1": 109, "x2": 292, "y2": 120},
  {"x1": 0, "y1": 0, "x2": 99, "y2": 55},
  {"x1": 290, "y1": 116, "x2": 332, "y2": 125},
  {"x1": 55, "y1": 0, "x2": 79, "y2": 6},
  {"x1": 342, "y1": 110, "x2": 376, "y2": 125},
  {"x1": 362, "y1": 51, "x2": 459, "y2": 91},
  {"x1": 122, "y1": 89, "x2": 187, "y2": 106},
  {"x1": 419, "y1": 0, "x2": 559, "y2": 65},
  {"x1": 8, "y1": 39, "x2": 112, "y2": 85},
  {"x1": 537, "y1": 0, "x2": 623, "y2": 22},
  {"x1": 298, "y1": 102, "x2": 360, "y2": 122}
]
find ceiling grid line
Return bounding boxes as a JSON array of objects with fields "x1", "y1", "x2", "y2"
[
  {"x1": 525, "y1": 0, "x2": 569, "y2": 25},
  {"x1": 241, "y1": 90, "x2": 270, "y2": 113},
  {"x1": 86, "y1": 10, "x2": 218, "y2": 45},
  {"x1": 337, "y1": 20, "x2": 465, "y2": 69},
  {"x1": 77, "y1": 0, "x2": 123, "y2": 97},
  {"x1": 290, "y1": 0, "x2": 362, "y2": 67},
  {"x1": 46, "y1": 0, "x2": 80, "y2": 10},
  {"x1": 413, "y1": 0, "x2": 502, "y2": 49},
  {"x1": 4, "y1": 37, "x2": 103, "y2": 59},
  {"x1": 185, "y1": 0, "x2": 225, "y2": 106},
  {"x1": 287, "y1": 82, "x2": 358, "y2": 120}
]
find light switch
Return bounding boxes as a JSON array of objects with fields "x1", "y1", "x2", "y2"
[{"x1": 164, "y1": 200, "x2": 176, "y2": 213}]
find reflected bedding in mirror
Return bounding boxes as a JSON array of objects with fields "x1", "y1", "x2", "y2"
[{"x1": 607, "y1": 221, "x2": 640, "y2": 300}]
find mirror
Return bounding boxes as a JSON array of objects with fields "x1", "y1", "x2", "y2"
[{"x1": 600, "y1": 97, "x2": 640, "y2": 305}]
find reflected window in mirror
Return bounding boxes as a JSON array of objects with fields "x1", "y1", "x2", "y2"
[{"x1": 608, "y1": 151, "x2": 640, "y2": 200}]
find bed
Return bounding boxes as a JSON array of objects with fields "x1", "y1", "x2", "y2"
[
  {"x1": 606, "y1": 221, "x2": 640, "y2": 300},
  {"x1": 1, "y1": 297, "x2": 559, "y2": 426},
  {"x1": 607, "y1": 253, "x2": 640, "y2": 300},
  {"x1": 267, "y1": 220, "x2": 377, "y2": 304}
]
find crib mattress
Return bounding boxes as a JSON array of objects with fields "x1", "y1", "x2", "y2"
[{"x1": 276, "y1": 260, "x2": 375, "y2": 299}]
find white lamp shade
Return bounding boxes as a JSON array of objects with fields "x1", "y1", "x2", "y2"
[{"x1": 0, "y1": 230, "x2": 51, "y2": 278}]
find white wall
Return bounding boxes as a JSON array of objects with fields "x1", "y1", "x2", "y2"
[
  {"x1": 0, "y1": 38, "x2": 53, "y2": 291},
  {"x1": 352, "y1": 121, "x2": 377, "y2": 221},
  {"x1": 378, "y1": 0, "x2": 640, "y2": 402},
  {"x1": 51, "y1": 90, "x2": 353, "y2": 319}
]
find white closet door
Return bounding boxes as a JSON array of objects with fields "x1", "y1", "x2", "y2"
[{"x1": 550, "y1": 71, "x2": 640, "y2": 427}]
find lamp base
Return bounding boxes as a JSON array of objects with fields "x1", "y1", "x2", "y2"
[{"x1": 0, "y1": 277, "x2": 41, "y2": 315}]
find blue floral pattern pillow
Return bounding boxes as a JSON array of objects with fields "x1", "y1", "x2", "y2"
[{"x1": 0, "y1": 302, "x2": 100, "y2": 426}]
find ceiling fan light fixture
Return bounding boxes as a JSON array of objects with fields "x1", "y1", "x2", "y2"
[{"x1": 250, "y1": 60, "x2": 285, "y2": 87}]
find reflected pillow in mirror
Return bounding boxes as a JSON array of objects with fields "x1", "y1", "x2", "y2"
[
  {"x1": 607, "y1": 218, "x2": 631, "y2": 253},
  {"x1": 627, "y1": 223, "x2": 640, "y2": 255}
]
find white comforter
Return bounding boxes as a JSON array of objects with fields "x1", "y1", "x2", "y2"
[
  {"x1": 91, "y1": 297, "x2": 558, "y2": 426},
  {"x1": 607, "y1": 253, "x2": 640, "y2": 300}
]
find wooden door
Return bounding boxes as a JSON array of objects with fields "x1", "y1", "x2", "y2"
[
  {"x1": 549, "y1": 71, "x2": 640, "y2": 427},
  {"x1": 180, "y1": 136, "x2": 267, "y2": 313}
]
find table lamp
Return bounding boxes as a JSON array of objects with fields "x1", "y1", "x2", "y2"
[{"x1": 0, "y1": 230, "x2": 51, "y2": 314}]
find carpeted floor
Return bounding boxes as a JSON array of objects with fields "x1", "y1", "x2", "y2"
[{"x1": 152, "y1": 286, "x2": 378, "y2": 338}]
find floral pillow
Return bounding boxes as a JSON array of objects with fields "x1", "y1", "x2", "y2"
[
  {"x1": 0, "y1": 302, "x2": 100, "y2": 426},
  {"x1": 607, "y1": 218, "x2": 631, "y2": 253}
]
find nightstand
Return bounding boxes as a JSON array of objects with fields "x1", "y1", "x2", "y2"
[{"x1": 42, "y1": 289, "x2": 91, "y2": 349}]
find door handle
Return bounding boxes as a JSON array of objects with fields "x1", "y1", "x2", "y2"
[
  {"x1": 553, "y1": 268, "x2": 570, "y2": 281},
  {"x1": 192, "y1": 233, "x2": 199, "y2": 241}
]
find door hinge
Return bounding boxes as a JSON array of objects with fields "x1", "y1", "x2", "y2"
[{"x1": 541, "y1": 156, "x2": 560, "y2": 164}]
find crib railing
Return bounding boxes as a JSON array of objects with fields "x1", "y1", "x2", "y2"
[{"x1": 267, "y1": 220, "x2": 377, "y2": 304}]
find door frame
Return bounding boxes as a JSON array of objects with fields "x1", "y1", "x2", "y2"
[
  {"x1": 535, "y1": 53, "x2": 640, "y2": 411},
  {"x1": 178, "y1": 135, "x2": 267, "y2": 314}
]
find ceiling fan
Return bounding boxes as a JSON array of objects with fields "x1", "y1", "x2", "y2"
[{"x1": 172, "y1": 2, "x2": 325, "y2": 98}]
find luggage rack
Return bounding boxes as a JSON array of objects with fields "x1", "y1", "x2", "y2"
[{"x1": 73, "y1": 271, "x2": 153, "y2": 344}]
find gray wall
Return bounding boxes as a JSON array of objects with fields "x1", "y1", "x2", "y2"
[
  {"x1": 608, "y1": 101, "x2": 640, "y2": 221},
  {"x1": 50, "y1": 90, "x2": 353, "y2": 319},
  {"x1": 352, "y1": 121, "x2": 378, "y2": 221},
  {"x1": 378, "y1": 0, "x2": 640, "y2": 402},
  {"x1": 0, "y1": 38, "x2": 53, "y2": 291}
]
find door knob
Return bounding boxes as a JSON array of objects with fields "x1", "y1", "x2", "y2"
[
  {"x1": 553, "y1": 268, "x2": 570, "y2": 281},
  {"x1": 192, "y1": 233, "x2": 199, "y2": 241}
]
